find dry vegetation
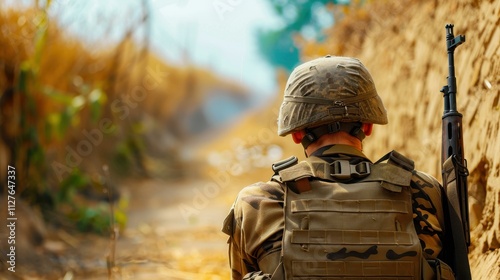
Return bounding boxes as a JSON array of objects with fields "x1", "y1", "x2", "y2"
[
  {"x1": 0, "y1": 3, "x2": 250, "y2": 180},
  {"x1": 0, "y1": 2, "x2": 247, "y2": 279}
]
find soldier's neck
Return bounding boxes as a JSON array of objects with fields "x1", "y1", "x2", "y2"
[{"x1": 305, "y1": 132, "x2": 362, "y2": 156}]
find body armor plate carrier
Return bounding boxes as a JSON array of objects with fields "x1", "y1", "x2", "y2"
[{"x1": 279, "y1": 152, "x2": 424, "y2": 279}]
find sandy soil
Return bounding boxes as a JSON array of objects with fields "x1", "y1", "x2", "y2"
[{"x1": 0, "y1": 177, "x2": 235, "y2": 280}]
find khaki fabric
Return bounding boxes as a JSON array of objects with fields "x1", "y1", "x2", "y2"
[
  {"x1": 224, "y1": 145, "x2": 447, "y2": 280},
  {"x1": 281, "y1": 157, "x2": 421, "y2": 279}
]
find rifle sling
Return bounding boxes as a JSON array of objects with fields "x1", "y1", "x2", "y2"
[{"x1": 442, "y1": 156, "x2": 472, "y2": 279}]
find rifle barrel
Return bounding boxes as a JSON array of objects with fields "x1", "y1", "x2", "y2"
[{"x1": 444, "y1": 24, "x2": 465, "y2": 113}]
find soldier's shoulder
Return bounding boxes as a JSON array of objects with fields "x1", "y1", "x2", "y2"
[
  {"x1": 236, "y1": 180, "x2": 284, "y2": 198},
  {"x1": 231, "y1": 180, "x2": 285, "y2": 233},
  {"x1": 233, "y1": 181, "x2": 285, "y2": 211},
  {"x1": 411, "y1": 170, "x2": 442, "y2": 190},
  {"x1": 376, "y1": 150, "x2": 441, "y2": 190},
  {"x1": 410, "y1": 169, "x2": 443, "y2": 208}
]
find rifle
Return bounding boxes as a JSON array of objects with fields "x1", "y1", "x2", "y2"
[{"x1": 440, "y1": 24, "x2": 471, "y2": 279}]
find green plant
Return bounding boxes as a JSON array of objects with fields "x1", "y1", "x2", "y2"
[{"x1": 4, "y1": 2, "x2": 125, "y2": 235}]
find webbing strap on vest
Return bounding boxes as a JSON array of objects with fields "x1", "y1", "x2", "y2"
[
  {"x1": 278, "y1": 153, "x2": 425, "y2": 279},
  {"x1": 375, "y1": 150, "x2": 415, "y2": 171},
  {"x1": 272, "y1": 156, "x2": 299, "y2": 173},
  {"x1": 279, "y1": 157, "x2": 372, "y2": 184},
  {"x1": 331, "y1": 160, "x2": 371, "y2": 180},
  {"x1": 282, "y1": 182, "x2": 422, "y2": 279}
]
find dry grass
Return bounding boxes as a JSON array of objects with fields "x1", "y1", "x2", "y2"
[
  {"x1": 0, "y1": 4, "x2": 251, "y2": 279},
  {"x1": 0, "y1": 4, "x2": 251, "y2": 179}
]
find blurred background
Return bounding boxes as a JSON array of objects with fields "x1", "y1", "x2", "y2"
[{"x1": 0, "y1": 0, "x2": 499, "y2": 279}]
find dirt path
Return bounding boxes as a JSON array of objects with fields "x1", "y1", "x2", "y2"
[
  {"x1": 79, "y1": 178, "x2": 234, "y2": 280},
  {"x1": 0, "y1": 177, "x2": 234, "y2": 280}
]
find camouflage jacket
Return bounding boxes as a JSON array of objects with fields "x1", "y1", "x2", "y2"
[{"x1": 223, "y1": 145, "x2": 446, "y2": 280}]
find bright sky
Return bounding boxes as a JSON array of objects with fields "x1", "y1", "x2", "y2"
[
  {"x1": 149, "y1": 0, "x2": 282, "y2": 97},
  {"x1": 4, "y1": 0, "x2": 282, "y2": 97}
]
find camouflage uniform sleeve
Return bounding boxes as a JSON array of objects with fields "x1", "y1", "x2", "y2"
[
  {"x1": 225, "y1": 181, "x2": 285, "y2": 280},
  {"x1": 242, "y1": 271, "x2": 272, "y2": 280},
  {"x1": 410, "y1": 170, "x2": 446, "y2": 259}
]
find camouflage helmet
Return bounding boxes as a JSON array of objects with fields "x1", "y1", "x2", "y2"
[{"x1": 277, "y1": 55, "x2": 388, "y2": 137}]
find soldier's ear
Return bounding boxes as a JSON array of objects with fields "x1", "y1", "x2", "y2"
[
  {"x1": 362, "y1": 123, "x2": 373, "y2": 136},
  {"x1": 292, "y1": 131, "x2": 305, "y2": 144}
]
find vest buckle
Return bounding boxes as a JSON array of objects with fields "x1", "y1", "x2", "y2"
[{"x1": 331, "y1": 160, "x2": 371, "y2": 180}]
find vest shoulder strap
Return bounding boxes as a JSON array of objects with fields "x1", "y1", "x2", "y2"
[
  {"x1": 271, "y1": 156, "x2": 298, "y2": 183},
  {"x1": 277, "y1": 151, "x2": 415, "y2": 188},
  {"x1": 272, "y1": 156, "x2": 298, "y2": 173},
  {"x1": 375, "y1": 150, "x2": 415, "y2": 172}
]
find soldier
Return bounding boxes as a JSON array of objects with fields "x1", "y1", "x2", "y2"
[{"x1": 222, "y1": 55, "x2": 455, "y2": 279}]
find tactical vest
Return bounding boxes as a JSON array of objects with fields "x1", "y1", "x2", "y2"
[{"x1": 278, "y1": 153, "x2": 426, "y2": 279}]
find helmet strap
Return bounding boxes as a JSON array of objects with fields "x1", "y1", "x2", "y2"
[{"x1": 301, "y1": 122, "x2": 366, "y2": 149}]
